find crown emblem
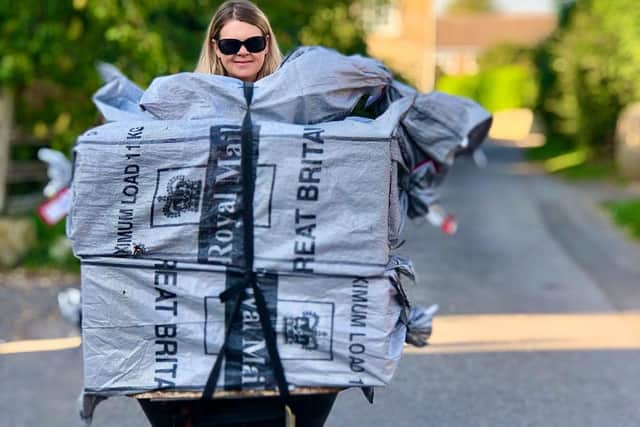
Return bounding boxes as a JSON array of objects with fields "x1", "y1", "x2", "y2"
[
  {"x1": 284, "y1": 311, "x2": 327, "y2": 351},
  {"x1": 157, "y1": 175, "x2": 203, "y2": 218}
]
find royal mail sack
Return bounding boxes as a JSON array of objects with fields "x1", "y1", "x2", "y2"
[
  {"x1": 81, "y1": 259, "x2": 406, "y2": 394},
  {"x1": 68, "y1": 98, "x2": 412, "y2": 277}
]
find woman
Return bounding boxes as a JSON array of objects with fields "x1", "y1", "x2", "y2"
[
  {"x1": 195, "y1": 0, "x2": 282, "y2": 83},
  {"x1": 139, "y1": 2, "x2": 337, "y2": 426}
]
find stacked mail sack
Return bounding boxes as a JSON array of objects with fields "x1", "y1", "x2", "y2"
[{"x1": 72, "y1": 47, "x2": 491, "y2": 395}]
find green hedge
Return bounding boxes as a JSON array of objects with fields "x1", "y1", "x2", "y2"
[
  {"x1": 436, "y1": 64, "x2": 537, "y2": 113},
  {"x1": 534, "y1": 0, "x2": 640, "y2": 155}
]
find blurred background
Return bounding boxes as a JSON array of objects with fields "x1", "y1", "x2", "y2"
[
  {"x1": 1, "y1": 1, "x2": 640, "y2": 426},
  {"x1": 0, "y1": 0, "x2": 638, "y2": 273},
  {"x1": 1, "y1": 0, "x2": 639, "y2": 274}
]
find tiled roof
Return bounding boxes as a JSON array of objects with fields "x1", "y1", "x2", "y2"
[{"x1": 436, "y1": 14, "x2": 557, "y2": 48}]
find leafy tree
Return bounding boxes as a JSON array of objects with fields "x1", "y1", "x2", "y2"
[
  {"x1": 258, "y1": 1, "x2": 368, "y2": 54},
  {"x1": 445, "y1": 0, "x2": 494, "y2": 14},
  {"x1": 0, "y1": 1, "x2": 372, "y2": 155},
  {"x1": 1, "y1": 1, "x2": 209, "y2": 153},
  {"x1": 534, "y1": 0, "x2": 639, "y2": 153},
  {"x1": 477, "y1": 43, "x2": 534, "y2": 70},
  {"x1": 298, "y1": 4, "x2": 367, "y2": 55},
  {"x1": 437, "y1": 42, "x2": 538, "y2": 113},
  {"x1": 437, "y1": 65, "x2": 537, "y2": 112}
]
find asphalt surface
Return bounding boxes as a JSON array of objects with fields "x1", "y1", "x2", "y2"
[
  {"x1": 2, "y1": 142, "x2": 639, "y2": 427},
  {"x1": 327, "y1": 143, "x2": 640, "y2": 427}
]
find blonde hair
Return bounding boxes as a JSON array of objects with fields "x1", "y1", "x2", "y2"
[{"x1": 195, "y1": 0, "x2": 282, "y2": 80}]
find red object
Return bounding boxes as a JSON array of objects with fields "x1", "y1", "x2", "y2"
[
  {"x1": 412, "y1": 158, "x2": 441, "y2": 174},
  {"x1": 441, "y1": 215, "x2": 458, "y2": 235},
  {"x1": 37, "y1": 187, "x2": 71, "y2": 226}
]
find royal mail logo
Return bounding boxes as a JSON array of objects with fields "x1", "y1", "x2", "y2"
[
  {"x1": 284, "y1": 311, "x2": 327, "y2": 351},
  {"x1": 278, "y1": 300, "x2": 334, "y2": 361},
  {"x1": 157, "y1": 175, "x2": 203, "y2": 218},
  {"x1": 204, "y1": 297, "x2": 334, "y2": 360},
  {"x1": 151, "y1": 166, "x2": 207, "y2": 227}
]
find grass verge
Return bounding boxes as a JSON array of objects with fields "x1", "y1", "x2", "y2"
[
  {"x1": 603, "y1": 198, "x2": 640, "y2": 240},
  {"x1": 526, "y1": 138, "x2": 623, "y2": 182}
]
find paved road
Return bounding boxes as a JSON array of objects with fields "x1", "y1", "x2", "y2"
[
  {"x1": 2, "y1": 142, "x2": 639, "y2": 426},
  {"x1": 328, "y1": 142, "x2": 640, "y2": 427}
]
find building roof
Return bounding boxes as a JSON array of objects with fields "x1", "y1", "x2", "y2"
[{"x1": 436, "y1": 14, "x2": 557, "y2": 49}]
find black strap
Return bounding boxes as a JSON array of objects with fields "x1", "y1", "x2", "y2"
[
  {"x1": 360, "y1": 386, "x2": 375, "y2": 404},
  {"x1": 201, "y1": 82, "x2": 290, "y2": 403},
  {"x1": 241, "y1": 83, "x2": 255, "y2": 274},
  {"x1": 251, "y1": 273, "x2": 290, "y2": 401},
  {"x1": 201, "y1": 286, "x2": 245, "y2": 400}
]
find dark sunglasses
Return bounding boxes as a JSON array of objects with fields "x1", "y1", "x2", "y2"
[{"x1": 215, "y1": 36, "x2": 267, "y2": 55}]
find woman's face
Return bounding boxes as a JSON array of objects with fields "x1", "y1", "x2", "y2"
[{"x1": 214, "y1": 19, "x2": 268, "y2": 82}]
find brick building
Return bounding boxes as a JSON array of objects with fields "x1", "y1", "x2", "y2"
[{"x1": 363, "y1": 1, "x2": 556, "y2": 90}]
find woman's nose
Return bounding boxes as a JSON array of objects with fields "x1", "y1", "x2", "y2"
[{"x1": 237, "y1": 45, "x2": 249, "y2": 55}]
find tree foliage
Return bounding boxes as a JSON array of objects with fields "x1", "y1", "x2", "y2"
[
  {"x1": 477, "y1": 42, "x2": 534, "y2": 71},
  {"x1": 298, "y1": 4, "x2": 367, "y2": 55},
  {"x1": 535, "y1": 0, "x2": 640, "y2": 153},
  {"x1": 445, "y1": 0, "x2": 494, "y2": 14},
  {"x1": 0, "y1": 1, "x2": 371, "y2": 153},
  {"x1": 436, "y1": 42, "x2": 538, "y2": 113},
  {"x1": 437, "y1": 65, "x2": 537, "y2": 113}
]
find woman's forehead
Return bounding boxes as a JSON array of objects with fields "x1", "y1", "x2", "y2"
[{"x1": 219, "y1": 19, "x2": 263, "y2": 39}]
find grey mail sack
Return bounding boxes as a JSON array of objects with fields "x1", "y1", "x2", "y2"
[
  {"x1": 68, "y1": 97, "x2": 412, "y2": 277},
  {"x1": 81, "y1": 258, "x2": 406, "y2": 394}
]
